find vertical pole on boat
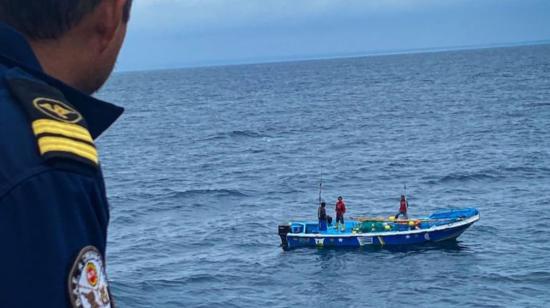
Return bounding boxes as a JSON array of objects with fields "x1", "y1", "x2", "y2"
[
  {"x1": 404, "y1": 184, "x2": 411, "y2": 216},
  {"x1": 319, "y1": 177, "x2": 323, "y2": 205}
]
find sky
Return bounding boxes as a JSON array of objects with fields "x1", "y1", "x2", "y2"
[{"x1": 116, "y1": 0, "x2": 550, "y2": 71}]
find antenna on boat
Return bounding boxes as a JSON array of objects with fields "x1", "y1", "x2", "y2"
[
  {"x1": 319, "y1": 174, "x2": 323, "y2": 205},
  {"x1": 404, "y1": 183, "x2": 410, "y2": 209}
]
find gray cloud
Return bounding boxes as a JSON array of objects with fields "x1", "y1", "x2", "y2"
[{"x1": 118, "y1": 0, "x2": 550, "y2": 71}]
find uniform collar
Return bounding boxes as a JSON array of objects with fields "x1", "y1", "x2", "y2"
[{"x1": 0, "y1": 22, "x2": 123, "y2": 139}]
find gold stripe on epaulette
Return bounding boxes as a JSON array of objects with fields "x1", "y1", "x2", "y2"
[
  {"x1": 38, "y1": 136, "x2": 98, "y2": 164},
  {"x1": 32, "y1": 119, "x2": 93, "y2": 143}
]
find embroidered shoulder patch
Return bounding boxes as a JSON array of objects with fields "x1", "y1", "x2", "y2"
[
  {"x1": 33, "y1": 97, "x2": 83, "y2": 123},
  {"x1": 68, "y1": 246, "x2": 113, "y2": 308},
  {"x1": 6, "y1": 77, "x2": 98, "y2": 167}
]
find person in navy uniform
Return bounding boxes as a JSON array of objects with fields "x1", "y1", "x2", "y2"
[{"x1": 0, "y1": 0, "x2": 132, "y2": 307}]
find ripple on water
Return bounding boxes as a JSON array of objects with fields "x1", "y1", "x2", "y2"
[{"x1": 97, "y1": 44, "x2": 550, "y2": 307}]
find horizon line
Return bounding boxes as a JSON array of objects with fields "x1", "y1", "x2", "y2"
[{"x1": 115, "y1": 39, "x2": 550, "y2": 74}]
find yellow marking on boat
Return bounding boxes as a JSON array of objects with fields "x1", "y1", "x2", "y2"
[{"x1": 378, "y1": 236, "x2": 385, "y2": 246}]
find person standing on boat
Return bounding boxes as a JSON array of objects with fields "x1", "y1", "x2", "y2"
[
  {"x1": 395, "y1": 195, "x2": 409, "y2": 219},
  {"x1": 335, "y1": 196, "x2": 346, "y2": 231},
  {"x1": 318, "y1": 202, "x2": 328, "y2": 231}
]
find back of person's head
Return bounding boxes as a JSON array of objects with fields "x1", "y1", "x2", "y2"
[
  {"x1": 401, "y1": 195, "x2": 405, "y2": 199},
  {"x1": 338, "y1": 196, "x2": 342, "y2": 200},
  {"x1": 321, "y1": 202, "x2": 326, "y2": 207},
  {"x1": 0, "y1": 0, "x2": 133, "y2": 94},
  {"x1": 0, "y1": 0, "x2": 132, "y2": 40}
]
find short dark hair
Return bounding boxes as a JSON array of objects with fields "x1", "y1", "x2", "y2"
[{"x1": 0, "y1": 0, "x2": 132, "y2": 40}]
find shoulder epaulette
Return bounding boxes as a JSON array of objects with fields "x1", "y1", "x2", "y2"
[{"x1": 6, "y1": 77, "x2": 98, "y2": 167}]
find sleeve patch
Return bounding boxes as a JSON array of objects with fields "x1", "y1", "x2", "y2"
[{"x1": 68, "y1": 246, "x2": 113, "y2": 308}]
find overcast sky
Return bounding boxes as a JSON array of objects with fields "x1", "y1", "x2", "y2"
[{"x1": 116, "y1": 0, "x2": 550, "y2": 71}]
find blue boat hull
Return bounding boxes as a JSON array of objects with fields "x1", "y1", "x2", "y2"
[{"x1": 282, "y1": 211, "x2": 479, "y2": 250}]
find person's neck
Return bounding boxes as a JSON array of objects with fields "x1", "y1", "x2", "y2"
[{"x1": 29, "y1": 38, "x2": 90, "y2": 92}]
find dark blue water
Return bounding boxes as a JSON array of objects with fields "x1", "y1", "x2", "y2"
[{"x1": 97, "y1": 44, "x2": 550, "y2": 307}]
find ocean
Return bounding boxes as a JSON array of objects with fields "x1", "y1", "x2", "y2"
[{"x1": 96, "y1": 44, "x2": 550, "y2": 307}]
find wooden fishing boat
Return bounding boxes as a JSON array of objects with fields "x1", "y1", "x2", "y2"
[{"x1": 278, "y1": 208, "x2": 480, "y2": 250}]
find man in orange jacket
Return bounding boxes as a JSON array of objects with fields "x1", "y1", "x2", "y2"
[
  {"x1": 395, "y1": 195, "x2": 409, "y2": 219},
  {"x1": 335, "y1": 196, "x2": 346, "y2": 231}
]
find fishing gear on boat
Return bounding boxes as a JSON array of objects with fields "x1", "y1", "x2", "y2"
[{"x1": 351, "y1": 216, "x2": 465, "y2": 223}]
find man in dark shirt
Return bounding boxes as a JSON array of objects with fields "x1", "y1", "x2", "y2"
[
  {"x1": 0, "y1": 1, "x2": 132, "y2": 307},
  {"x1": 318, "y1": 201, "x2": 328, "y2": 231}
]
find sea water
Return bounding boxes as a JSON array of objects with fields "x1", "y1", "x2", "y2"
[{"x1": 97, "y1": 44, "x2": 550, "y2": 307}]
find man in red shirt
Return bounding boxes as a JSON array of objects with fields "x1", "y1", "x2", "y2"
[
  {"x1": 335, "y1": 196, "x2": 346, "y2": 231},
  {"x1": 395, "y1": 195, "x2": 409, "y2": 219}
]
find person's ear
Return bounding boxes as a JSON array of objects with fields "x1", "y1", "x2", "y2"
[{"x1": 93, "y1": 0, "x2": 127, "y2": 52}]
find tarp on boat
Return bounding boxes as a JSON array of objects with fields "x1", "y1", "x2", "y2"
[
  {"x1": 429, "y1": 208, "x2": 479, "y2": 220},
  {"x1": 355, "y1": 208, "x2": 479, "y2": 233}
]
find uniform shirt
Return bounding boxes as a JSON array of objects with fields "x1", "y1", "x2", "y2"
[{"x1": 0, "y1": 23, "x2": 123, "y2": 307}]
